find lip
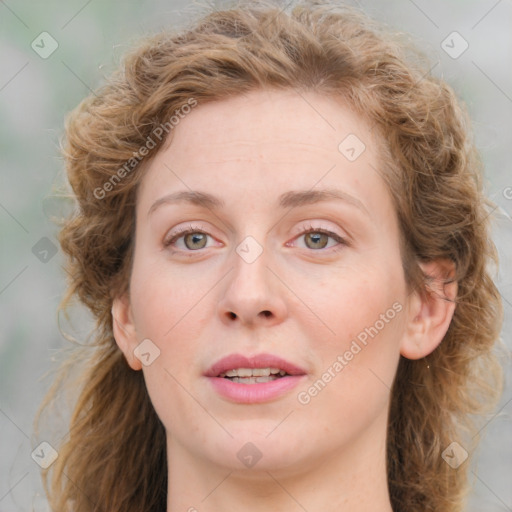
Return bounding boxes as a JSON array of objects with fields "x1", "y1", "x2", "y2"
[
  {"x1": 204, "y1": 353, "x2": 307, "y2": 404},
  {"x1": 204, "y1": 353, "x2": 307, "y2": 378}
]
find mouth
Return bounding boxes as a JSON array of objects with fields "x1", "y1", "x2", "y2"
[
  {"x1": 205, "y1": 352, "x2": 307, "y2": 380},
  {"x1": 204, "y1": 353, "x2": 307, "y2": 403},
  {"x1": 218, "y1": 367, "x2": 290, "y2": 384}
]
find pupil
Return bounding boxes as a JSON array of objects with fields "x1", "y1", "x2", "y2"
[
  {"x1": 186, "y1": 233, "x2": 207, "y2": 249},
  {"x1": 307, "y1": 232, "x2": 327, "y2": 249}
]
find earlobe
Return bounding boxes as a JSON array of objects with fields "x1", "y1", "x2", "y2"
[
  {"x1": 112, "y1": 295, "x2": 142, "y2": 371},
  {"x1": 400, "y1": 259, "x2": 458, "y2": 360}
]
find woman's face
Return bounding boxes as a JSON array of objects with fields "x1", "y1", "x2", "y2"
[{"x1": 116, "y1": 89, "x2": 414, "y2": 474}]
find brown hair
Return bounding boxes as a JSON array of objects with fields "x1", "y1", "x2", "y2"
[{"x1": 36, "y1": 1, "x2": 504, "y2": 510}]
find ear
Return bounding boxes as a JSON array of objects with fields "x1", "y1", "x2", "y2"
[
  {"x1": 400, "y1": 259, "x2": 457, "y2": 360},
  {"x1": 112, "y1": 294, "x2": 142, "y2": 370}
]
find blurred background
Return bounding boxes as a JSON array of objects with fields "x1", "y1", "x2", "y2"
[{"x1": 1, "y1": 0, "x2": 511, "y2": 510}]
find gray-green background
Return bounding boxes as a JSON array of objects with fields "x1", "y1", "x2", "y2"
[{"x1": 1, "y1": 1, "x2": 511, "y2": 510}]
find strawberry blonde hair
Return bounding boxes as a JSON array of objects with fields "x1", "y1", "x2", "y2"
[{"x1": 37, "y1": 1, "x2": 504, "y2": 510}]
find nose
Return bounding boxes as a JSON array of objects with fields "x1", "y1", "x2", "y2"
[{"x1": 217, "y1": 240, "x2": 288, "y2": 329}]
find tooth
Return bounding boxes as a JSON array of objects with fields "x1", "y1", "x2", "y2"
[
  {"x1": 269, "y1": 368, "x2": 281, "y2": 375},
  {"x1": 226, "y1": 375, "x2": 282, "y2": 384},
  {"x1": 252, "y1": 368, "x2": 271, "y2": 377},
  {"x1": 279, "y1": 370, "x2": 286, "y2": 376},
  {"x1": 255, "y1": 375, "x2": 277, "y2": 383},
  {"x1": 225, "y1": 369, "x2": 237, "y2": 377},
  {"x1": 237, "y1": 368, "x2": 253, "y2": 377},
  {"x1": 237, "y1": 376, "x2": 257, "y2": 384}
]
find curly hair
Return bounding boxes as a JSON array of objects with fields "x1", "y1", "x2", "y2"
[{"x1": 36, "y1": 1, "x2": 504, "y2": 511}]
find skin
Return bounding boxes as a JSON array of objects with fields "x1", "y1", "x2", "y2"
[{"x1": 113, "y1": 88, "x2": 457, "y2": 512}]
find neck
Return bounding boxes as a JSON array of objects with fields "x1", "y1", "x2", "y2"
[{"x1": 166, "y1": 411, "x2": 393, "y2": 512}]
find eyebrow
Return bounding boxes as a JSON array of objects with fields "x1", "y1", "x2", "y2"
[{"x1": 147, "y1": 188, "x2": 369, "y2": 217}]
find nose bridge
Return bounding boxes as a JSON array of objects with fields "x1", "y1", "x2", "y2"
[
  {"x1": 230, "y1": 234, "x2": 273, "y2": 303},
  {"x1": 217, "y1": 233, "x2": 287, "y2": 325}
]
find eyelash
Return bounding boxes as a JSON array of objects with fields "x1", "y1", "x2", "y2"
[
  {"x1": 163, "y1": 224, "x2": 210, "y2": 248},
  {"x1": 164, "y1": 224, "x2": 347, "y2": 252},
  {"x1": 294, "y1": 224, "x2": 347, "y2": 250}
]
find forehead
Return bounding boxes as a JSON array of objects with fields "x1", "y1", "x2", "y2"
[
  {"x1": 137, "y1": 88, "x2": 388, "y2": 214},
  {"x1": 164, "y1": 89, "x2": 373, "y2": 159}
]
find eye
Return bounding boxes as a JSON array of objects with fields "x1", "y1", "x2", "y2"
[
  {"x1": 291, "y1": 225, "x2": 347, "y2": 251},
  {"x1": 164, "y1": 224, "x2": 347, "y2": 253},
  {"x1": 164, "y1": 225, "x2": 216, "y2": 251}
]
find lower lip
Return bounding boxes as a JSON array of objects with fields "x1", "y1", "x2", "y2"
[{"x1": 207, "y1": 375, "x2": 306, "y2": 404}]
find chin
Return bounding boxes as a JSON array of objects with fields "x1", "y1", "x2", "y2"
[{"x1": 203, "y1": 429, "x2": 312, "y2": 474}]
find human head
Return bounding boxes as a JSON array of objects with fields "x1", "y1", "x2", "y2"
[{"x1": 41, "y1": 2, "x2": 503, "y2": 511}]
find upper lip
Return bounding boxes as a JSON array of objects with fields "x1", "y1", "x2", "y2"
[{"x1": 204, "y1": 353, "x2": 307, "y2": 377}]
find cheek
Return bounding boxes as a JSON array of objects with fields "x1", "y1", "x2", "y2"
[
  {"x1": 308, "y1": 263, "x2": 404, "y2": 342},
  {"x1": 296, "y1": 280, "x2": 404, "y2": 431},
  {"x1": 302, "y1": 262, "x2": 406, "y2": 402},
  {"x1": 129, "y1": 252, "x2": 213, "y2": 344}
]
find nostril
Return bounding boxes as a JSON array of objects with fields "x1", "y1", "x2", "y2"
[
  {"x1": 228, "y1": 312, "x2": 237, "y2": 319},
  {"x1": 262, "y1": 310, "x2": 272, "y2": 318}
]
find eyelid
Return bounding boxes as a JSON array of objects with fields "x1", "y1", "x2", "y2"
[
  {"x1": 163, "y1": 223, "x2": 215, "y2": 247},
  {"x1": 290, "y1": 221, "x2": 345, "y2": 238},
  {"x1": 287, "y1": 222, "x2": 347, "y2": 250},
  {"x1": 163, "y1": 222, "x2": 348, "y2": 252}
]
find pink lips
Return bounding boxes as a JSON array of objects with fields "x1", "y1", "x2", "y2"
[
  {"x1": 205, "y1": 353, "x2": 307, "y2": 377},
  {"x1": 204, "y1": 353, "x2": 307, "y2": 404}
]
